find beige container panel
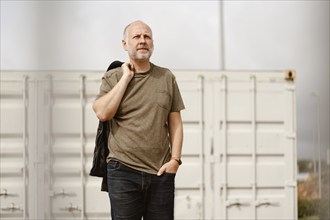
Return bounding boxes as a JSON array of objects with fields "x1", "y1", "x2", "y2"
[
  {"x1": 0, "y1": 78, "x2": 27, "y2": 219},
  {"x1": 175, "y1": 191, "x2": 202, "y2": 219},
  {"x1": 0, "y1": 71, "x2": 297, "y2": 220}
]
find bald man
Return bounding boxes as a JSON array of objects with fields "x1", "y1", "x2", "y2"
[{"x1": 93, "y1": 20, "x2": 185, "y2": 220}]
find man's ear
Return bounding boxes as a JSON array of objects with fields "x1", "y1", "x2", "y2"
[{"x1": 122, "y1": 40, "x2": 128, "y2": 51}]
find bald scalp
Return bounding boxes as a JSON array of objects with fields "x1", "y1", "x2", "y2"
[{"x1": 123, "y1": 20, "x2": 153, "y2": 40}]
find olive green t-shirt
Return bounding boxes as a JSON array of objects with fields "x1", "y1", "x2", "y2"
[{"x1": 95, "y1": 63, "x2": 185, "y2": 174}]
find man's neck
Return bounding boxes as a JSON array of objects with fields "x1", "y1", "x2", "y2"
[{"x1": 131, "y1": 60, "x2": 151, "y2": 73}]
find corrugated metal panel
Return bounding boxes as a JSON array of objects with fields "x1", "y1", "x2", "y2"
[
  {"x1": 0, "y1": 74, "x2": 28, "y2": 219},
  {"x1": 48, "y1": 74, "x2": 110, "y2": 219},
  {"x1": 175, "y1": 75, "x2": 205, "y2": 219},
  {"x1": 208, "y1": 72, "x2": 297, "y2": 220},
  {"x1": 0, "y1": 70, "x2": 297, "y2": 220}
]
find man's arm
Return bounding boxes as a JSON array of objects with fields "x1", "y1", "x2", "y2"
[
  {"x1": 157, "y1": 111, "x2": 184, "y2": 175},
  {"x1": 93, "y1": 63, "x2": 134, "y2": 121}
]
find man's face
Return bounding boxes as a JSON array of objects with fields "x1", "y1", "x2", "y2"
[{"x1": 123, "y1": 22, "x2": 154, "y2": 61}]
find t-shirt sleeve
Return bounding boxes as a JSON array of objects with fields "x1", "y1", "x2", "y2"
[
  {"x1": 170, "y1": 76, "x2": 185, "y2": 112},
  {"x1": 95, "y1": 71, "x2": 117, "y2": 100}
]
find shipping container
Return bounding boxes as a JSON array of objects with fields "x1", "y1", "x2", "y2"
[{"x1": 0, "y1": 70, "x2": 297, "y2": 219}]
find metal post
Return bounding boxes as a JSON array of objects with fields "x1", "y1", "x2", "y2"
[
  {"x1": 220, "y1": 74, "x2": 228, "y2": 220},
  {"x1": 219, "y1": 0, "x2": 225, "y2": 70},
  {"x1": 313, "y1": 120, "x2": 317, "y2": 173},
  {"x1": 198, "y1": 75, "x2": 205, "y2": 220},
  {"x1": 22, "y1": 75, "x2": 28, "y2": 219},
  {"x1": 250, "y1": 75, "x2": 257, "y2": 219},
  {"x1": 311, "y1": 92, "x2": 321, "y2": 198},
  {"x1": 80, "y1": 75, "x2": 86, "y2": 219},
  {"x1": 46, "y1": 75, "x2": 53, "y2": 219}
]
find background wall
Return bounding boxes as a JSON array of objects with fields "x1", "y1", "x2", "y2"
[{"x1": 1, "y1": 0, "x2": 329, "y2": 161}]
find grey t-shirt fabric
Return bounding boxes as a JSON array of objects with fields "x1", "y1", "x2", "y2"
[{"x1": 95, "y1": 63, "x2": 185, "y2": 174}]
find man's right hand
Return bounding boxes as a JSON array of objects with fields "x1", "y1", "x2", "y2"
[{"x1": 122, "y1": 62, "x2": 135, "y2": 80}]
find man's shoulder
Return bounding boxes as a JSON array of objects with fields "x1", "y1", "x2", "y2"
[
  {"x1": 104, "y1": 67, "x2": 122, "y2": 81},
  {"x1": 152, "y1": 64, "x2": 175, "y2": 79}
]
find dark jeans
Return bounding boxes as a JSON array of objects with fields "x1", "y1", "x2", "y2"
[{"x1": 107, "y1": 160, "x2": 175, "y2": 220}]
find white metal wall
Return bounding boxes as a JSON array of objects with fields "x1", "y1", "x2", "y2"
[
  {"x1": 0, "y1": 70, "x2": 297, "y2": 220},
  {"x1": 0, "y1": 74, "x2": 28, "y2": 219}
]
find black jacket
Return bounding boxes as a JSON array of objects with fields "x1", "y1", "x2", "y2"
[
  {"x1": 89, "y1": 120, "x2": 110, "y2": 191},
  {"x1": 89, "y1": 60, "x2": 123, "y2": 192}
]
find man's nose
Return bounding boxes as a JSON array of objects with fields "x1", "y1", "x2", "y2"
[{"x1": 139, "y1": 36, "x2": 146, "y2": 43}]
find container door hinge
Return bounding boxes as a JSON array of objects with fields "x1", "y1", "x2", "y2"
[{"x1": 285, "y1": 180, "x2": 297, "y2": 188}]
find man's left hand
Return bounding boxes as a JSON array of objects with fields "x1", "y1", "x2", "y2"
[{"x1": 157, "y1": 159, "x2": 179, "y2": 176}]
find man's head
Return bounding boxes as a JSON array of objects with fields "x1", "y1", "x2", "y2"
[{"x1": 122, "y1": 20, "x2": 154, "y2": 62}]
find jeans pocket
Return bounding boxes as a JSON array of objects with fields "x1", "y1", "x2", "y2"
[
  {"x1": 107, "y1": 160, "x2": 120, "y2": 171},
  {"x1": 163, "y1": 172, "x2": 176, "y2": 181}
]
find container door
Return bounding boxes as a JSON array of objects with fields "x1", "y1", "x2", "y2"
[
  {"x1": 175, "y1": 76, "x2": 205, "y2": 220},
  {"x1": 47, "y1": 73, "x2": 110, "y2": 220},
  {"x1": 213, "y1": 73, "x2": 297, "y2": 220},
  {"x1": 0, "y1": 75, "x2": 29, "y2": 219}
]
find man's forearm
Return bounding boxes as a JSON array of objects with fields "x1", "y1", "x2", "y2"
[
  {"x1": 93, "y1": 74, "x2": 131, "y2": 121},
  {"x1": 168, "y1": 112, "x2": 184, "y2": 160},
  {"x1": 157, "y1": 111, "x2": 183, "y2": 175}
]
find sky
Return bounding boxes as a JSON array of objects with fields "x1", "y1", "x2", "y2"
[{"x1": 1, "y1": 0, "x2": 329, "y2": 161}]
